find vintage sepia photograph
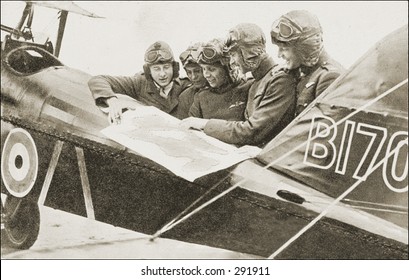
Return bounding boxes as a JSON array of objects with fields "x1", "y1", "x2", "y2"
[{"x1": 1, "y1": 0, "x2": 408, "y2": 278}]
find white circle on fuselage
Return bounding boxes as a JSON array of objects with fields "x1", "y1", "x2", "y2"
[{"x1": 8, "y1": 143, "x2": 30, "y2": 181}]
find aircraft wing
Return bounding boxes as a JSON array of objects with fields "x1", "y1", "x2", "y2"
[{"x1": 27, "y1": 1, "x2": 103, "y2": 18}]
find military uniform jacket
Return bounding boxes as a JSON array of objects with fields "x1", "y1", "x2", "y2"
[
  {"x1": 296, "y1": 51, "x2": 345, "y2": 115},
  {"x1": 204, "y1": 57, "x2": 297, "y2": 147},
  {"x1": 173, "y1": 84, "x2": 203, "y2": 119},
  {"x1": 189, "y1": 78, "x2": 253, "y2": 121},
  {"x1": 88, "y1": 72, "x2": 190, "y2": 117}
]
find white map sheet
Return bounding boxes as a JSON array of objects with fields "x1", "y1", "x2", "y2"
[{"x1": 100, "y1": 107, "x2": 261, "y2": 182}]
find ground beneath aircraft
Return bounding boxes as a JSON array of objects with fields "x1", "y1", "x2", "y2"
[{"x1": 1, "y1": 204, "x2": 260, "y2": 259}]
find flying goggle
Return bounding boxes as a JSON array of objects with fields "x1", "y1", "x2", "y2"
[
  {"x1": 270, "y1": 18, "x2": 304, "y2": 42},
  {"x1": 223, "y1": 29, "x2": 265, "y2": 53},
  {"x1": 271, "y1": 19, "x2": 302, "y2": 42},
  {"x1": 270, "y1": 17, "x2": 320, "y2": 42},
  {"x1": 179, "y1": 49, "x2": 201, "y2": 64},
  {"x1": 144, "y1": 49, "x2": 173, "y2": 64},
  {"x1": 197, "y1": 46, "x2": 221, "y2": 64}
]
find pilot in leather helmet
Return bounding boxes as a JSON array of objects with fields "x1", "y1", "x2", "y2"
[
  {"x1": 88, "y1": 41, "x2": 189, "y2": 123},
  {"x1": 270, "y1": 10, "x2": 345, "y2": 116}
]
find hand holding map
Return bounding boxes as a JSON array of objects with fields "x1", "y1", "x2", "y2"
[{"x1": 101, "y1": 107, "x2": 261, "y2": 182}]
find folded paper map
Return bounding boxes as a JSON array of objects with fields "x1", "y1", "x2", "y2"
[{"x1": 101, "y1": 106, "x2": 261, "y2": 182}]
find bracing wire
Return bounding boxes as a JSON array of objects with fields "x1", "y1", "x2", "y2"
[
  {"x1": 151, "y1": 78, "x2": 408, "y2": 244},
  {"x1": 268, "y1": 139, "x2": 407, "y2": 259}
]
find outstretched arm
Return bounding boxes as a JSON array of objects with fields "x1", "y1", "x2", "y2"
[
  {"x1": 88, "y1": 75, "x2": 141, "y2": 124},
  {"x1": 203, "y1": 74, "x2": 296, "y2": 146}
]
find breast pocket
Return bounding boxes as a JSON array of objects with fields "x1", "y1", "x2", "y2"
[
  {"x1": 227, "y1": 101, "x2": 246, "y2": 121},
  {"x1": 296, "y1": 82, "x2": 317, "y2": 114}
]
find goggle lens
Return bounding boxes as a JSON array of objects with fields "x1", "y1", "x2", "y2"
[
  {"x1": 202, "y1": 47, "x2": 217, "y2": 60},
  {"x1": 271, "y1": 18, "x2": 303, "y2": 42},
  {"x1": 145, "y1": 50, "x2": 173, "y2": 63},
  {"x1": 180, "y1": 49, "x2": 200, "y2": 63},
  {"x1": 278, "y1": 22, "x2": 293, "y2": 38}
]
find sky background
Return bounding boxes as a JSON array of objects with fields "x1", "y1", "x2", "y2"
[{"x1": 1, "y1": 1, "x2": 407, "y2": 76}]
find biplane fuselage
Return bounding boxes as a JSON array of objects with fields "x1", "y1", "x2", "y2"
[{"x1": 1, "y1": 2, "x2": 407, "y2": 259}]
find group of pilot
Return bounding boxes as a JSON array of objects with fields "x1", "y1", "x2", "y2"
[{"x1": 88, "y1": 10, "x2": 345, "y2": 148}]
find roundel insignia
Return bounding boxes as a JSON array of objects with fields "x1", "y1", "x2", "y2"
[{"x1": 1, "y1": 128, "x2": 39, "y2": 198}]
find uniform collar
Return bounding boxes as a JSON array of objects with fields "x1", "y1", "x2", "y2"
[
  {"x1": 148, "y1": 78, "x2": 180, "y2": 95},
  {"x1": 173, "y1": 78, "x2": 182, "y2": 86},
  {"x1": 299, "y1": 50, "x2": 330, "y2": 77},
  {"x1": 209, "y1": 81, "x2": 234, "y2": 94},
  {"x1": 154, "y1": 81, "x2": 174, "y2": 97},
  {"x1": 251, "y1": 56, "x2": 276, "y2": 80}
]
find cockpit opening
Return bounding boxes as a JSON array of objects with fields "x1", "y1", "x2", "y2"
[{"x1": 2, "y1": 37, "x2": 63, "y2": 75}]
